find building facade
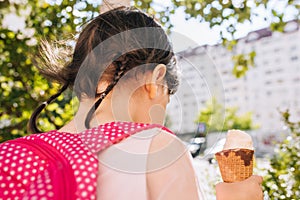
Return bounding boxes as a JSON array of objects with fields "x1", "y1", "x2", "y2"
[{"x1": 167, "y1": 21, "x2": 300, "y2": 135}]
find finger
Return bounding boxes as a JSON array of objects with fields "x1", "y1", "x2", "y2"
[
  {"x1": 250, "y1": 176, "x2": 264, "y2": 200},
  {"x1": 251, "y1": 175, "x2": 263, "y2": 184}
]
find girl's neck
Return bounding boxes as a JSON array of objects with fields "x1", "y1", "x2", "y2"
[{"x1": 59, "y1": 96, "x2": 132, "y2": 133}]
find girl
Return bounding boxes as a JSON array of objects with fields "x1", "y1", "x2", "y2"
[{"x1": 0, "y1": 6, "x2": 263, "y2": 199}]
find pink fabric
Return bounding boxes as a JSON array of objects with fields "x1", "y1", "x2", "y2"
[{"x1": 0, "y1": 122, "x2": 172, "y2": 199}]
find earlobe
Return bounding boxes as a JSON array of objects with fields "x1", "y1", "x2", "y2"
[
  {"x1": 145, "y1": 83, "x2": 158, "y2": 99},
  {"x1": 149, "y1": 84, "x2": 158, "y2": 99}
]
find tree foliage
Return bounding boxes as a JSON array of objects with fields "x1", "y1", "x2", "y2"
[
  {"x1": 0, "y1": 0, "x2": 100, "y2": 142},
  {"x1": 195, "y1": 98, "x2": 257, "y2": 132},
  {"x1": 262, "y1": 110, "x2": 300, "y2": 199}
]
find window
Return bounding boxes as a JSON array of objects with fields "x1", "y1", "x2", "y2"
[
  {"x1": 274, "y1": 48, "x2": 280, "y2": 52},
  {"x1": 222, "y1": 70, "x2": 228, "y2": 75},
  {"x1": 265, "y1": 81, "x2": 271, "y2": 85},
  {"x1": 294, "y1": 77, "x2": 300, "y2": 83},
  {"x1": 221, "y1": 52, "x2": 227, "y2": 57},
  {"x1": 263, "y1": 60, "x2": 269, "y2": 66},
  {"x1": 265, "y1": 70, "x2": 272, "y2": 75},
  {"x1": 291, "y1": 45, "x2": 297, "y2": 51},
  {"x1": 232, "y1": 87, "x2": 238, "y2": 91},
  {"x1": 291, "y1": 56, "x2": 298, "y2": 61}
]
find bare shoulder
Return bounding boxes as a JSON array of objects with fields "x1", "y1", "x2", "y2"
[
  {"x1": 148, "y1": 128, "x2": 185, "y2": 153},
  {"x1": 147, "y1": 128, "x2": 193, "y2": 171},
  {"x1": 146, "y1": 128, "x2": 200, "y2": 200}
]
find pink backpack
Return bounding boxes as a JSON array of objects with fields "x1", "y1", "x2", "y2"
[{"x1": 0, "y1": 122, "x2": 171, "y2": 199}]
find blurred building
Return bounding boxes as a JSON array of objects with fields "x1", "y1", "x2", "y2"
[{"x1": 167, "y1": 21, "x2": 300, "y2": 135}]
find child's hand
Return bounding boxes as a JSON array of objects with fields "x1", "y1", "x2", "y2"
[{"x1": 216, "y1": 175, "x2": 263, "y2": 200}]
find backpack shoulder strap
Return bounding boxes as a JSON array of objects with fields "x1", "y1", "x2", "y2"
[{"x1": 80, "y1": 121, "x2": 173, "y2": 154}]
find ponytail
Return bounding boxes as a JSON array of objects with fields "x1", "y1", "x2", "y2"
[{"x1": 28, "y1": 83, "x2": 69, "y2": 133}]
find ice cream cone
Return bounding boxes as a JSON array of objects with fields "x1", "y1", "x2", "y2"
[{"x1": 215, "y1": 148, "x2": 254, "y2": 183}]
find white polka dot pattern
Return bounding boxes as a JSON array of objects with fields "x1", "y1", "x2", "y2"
[
  {"x1": 0, "y1": 142, "x2": 49, "y2": 199},
  {"x1": 0, "y1": 121, "x2": 172, "y2": 199},
  {"x1": 80, "y1": 121, "x2": 151, "y2": 154}
]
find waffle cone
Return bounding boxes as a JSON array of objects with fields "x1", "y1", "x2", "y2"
[{"x1": 215, "y1": 148, "x2": 254, "y2": 183}]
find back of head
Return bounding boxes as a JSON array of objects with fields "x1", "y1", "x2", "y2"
[
  {"x1": 29, "y1": 6, "x2": 180, "y2": 133},
  {"x1": 71, "y1": 6, "x2": 179, "y2": 99}
]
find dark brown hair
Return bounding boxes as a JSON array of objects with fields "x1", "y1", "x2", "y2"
[{"x1": 29, "y1": 6, "x2": 179, "y2": 133}]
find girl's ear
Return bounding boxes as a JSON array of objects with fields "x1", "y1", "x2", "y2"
[
  {"x1": 151, "y1": 64, "x2": 167, "y2": 84},
  {"x1": 145, "y1": 64, "x2": 167, "y2": 99}
]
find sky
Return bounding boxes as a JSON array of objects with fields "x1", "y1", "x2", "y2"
[
  {"x1": 168, "y1": 6, "x2": 275, "y2": 51},
  {"x1": 164, "y1": 3, "x2": 269, "y2": 51},
  {"x1": 164, "y1": 0, "x2": 298, "y2": 51}
]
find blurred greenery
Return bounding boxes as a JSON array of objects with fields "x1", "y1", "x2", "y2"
[
  {"x1": 195, "y1": 97, "x2": 258, "y2": 133},
  {"x1": 263, "y1": 110, "x2": 300, "y2": 199},
  {"x1": 0, "y1": 0, "x2": 99, "y2": 142},
  {"x1": 0, "y1": 0, "x2": 299, "y2": 142}
]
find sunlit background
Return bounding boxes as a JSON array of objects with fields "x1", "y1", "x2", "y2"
[{"x1": 0, "y1": 0, "x2": 299, "y2": 199}]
